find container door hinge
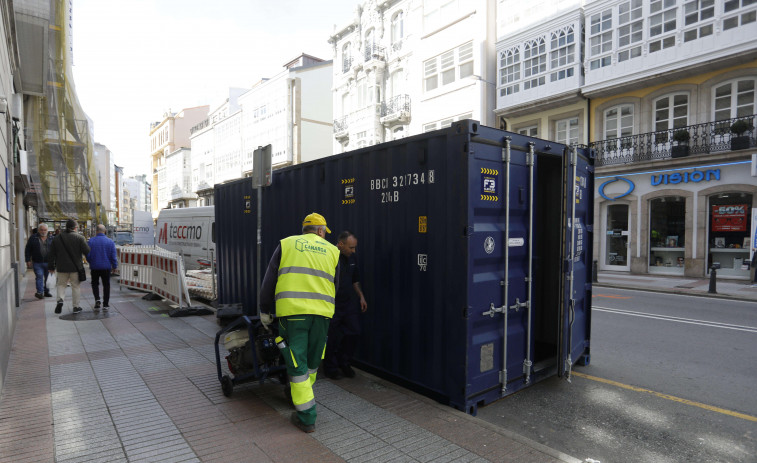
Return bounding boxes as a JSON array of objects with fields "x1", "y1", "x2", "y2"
[{"x1": 499, "y1": 370, "x2": 508, "y2": 393}]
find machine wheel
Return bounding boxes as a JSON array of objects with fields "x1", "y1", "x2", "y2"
[{"x1": 221, "y1": 375, "x2": 234, "y2": 397}]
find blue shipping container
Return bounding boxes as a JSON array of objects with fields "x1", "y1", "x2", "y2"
[{"x1": 214, "y1": 121, "x2": 594, "y2": 414}]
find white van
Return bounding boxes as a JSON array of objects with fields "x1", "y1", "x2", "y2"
[{"x1": 156, "y1": 207, "x2": 215, "y2": 270}]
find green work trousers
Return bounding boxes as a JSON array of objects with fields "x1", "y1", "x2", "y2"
[{"x1": 278, "y1": 314, "x2": 330, "y2": 425}]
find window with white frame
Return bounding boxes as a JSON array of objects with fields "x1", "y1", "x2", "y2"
[
  {"x1": 423, "y1": 42, "x2": 475, "y2": 92},
  {"x1": 518, "y1": 125, "x2": 538, "y2": 137},
  {"x1": 424, "y1": 113, "x2": 473, "y2": 132},
  {"x1": 392, "y1": 11, "x2": 404, "y2": 45},
  {"x1": 723, "y1": 0, "x2": 757, "y2": 30},
  {"x1": 649, "y1": 0, "x2": 677, "y2": 53},
  {"x1": 604, "y1": 105, "x2": 634, "y2": 140},
  {"x1": 342, "y1": 43, "x2": 352, "y2": 73},
  {"x1": 713, "y1": 78, "x2": 757, "y2": 121},
  {"x1": 550, "y1": 26, "x2": 575, "y2": 82},
  {"x1": 423, "y1": 0, "x2": 459, "y2": 32},
  {"x1": 683, "y1": 0, "x2": 715, "y2": 42},
  {"x1": 654, "y1": 94, "x2": 689, "y2": 133},
  {"x1": 499, "y1": 47, "x2": 520, "y2": 96},
  {"x1": 357, "y1": 77, "x2": 367, "y2": 107},
  {"x1": 523, "y1": 37, "x2": 546, "y2": 90},
  {"x1": 617, "y1": 0, "x2": 643, "y2": 62},
  {"x1": 589, "y1": 9, "x2": 613, "y2": 70},
  {"x1": 555, "y1": 117, "x2": 579, "y2": 145}
]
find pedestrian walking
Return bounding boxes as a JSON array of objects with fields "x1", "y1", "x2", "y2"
[
  {"x1": 87, "y1": 224, "x2": 118, "y2": 312},
  {"x1": 259, "y1": 212, "x2": 340, "y2": 433},
  {"x1": 48, "y1": 219, "x2": 90, "y2": 314},
  {"x1": 24, "y1": 223, "x2": 54, "y2": 299},
  {"x1": 324, "y1": 230, "x2": 367, "y2": 380}
]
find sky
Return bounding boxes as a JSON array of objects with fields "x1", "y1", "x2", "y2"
[{"x1": 72, "y1": 0, "x2": 359, "y2": 178}]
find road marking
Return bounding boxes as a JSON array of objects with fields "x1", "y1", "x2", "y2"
[
  {"x1": 593, "y1": 294, "x2": 632, "y2": 299},
  {"x1": 593, "y1": 306, "x2": 757, "y2": 333},
  {"x1": 571, "y1": 371, "x2": 757, "y2": 423}
]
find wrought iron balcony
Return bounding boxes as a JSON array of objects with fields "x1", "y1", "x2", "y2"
[
  {"x1": 364, "y1": 44, "x2": 386, "y2": 62},
  {"x1": 333, "y1": 115, "x2": 349, "y2": 135},
  {"x1": 380, "y1": 95, "x2": 411, "y2": 122},
  {"x1": 342, "y1": 57, "x2": 353, "y2": 74},
  {"x1": 590, "y1": 115, "x2": 756, "y2": 166}
]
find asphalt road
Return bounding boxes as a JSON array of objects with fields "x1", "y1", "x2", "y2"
[{"x1": 476, "y1": 288, "x2": 757, "y2": 463}]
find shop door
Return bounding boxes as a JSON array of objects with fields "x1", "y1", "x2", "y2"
[{"x1": 605, "y1": 204, "x2": 630, "y2": 270}]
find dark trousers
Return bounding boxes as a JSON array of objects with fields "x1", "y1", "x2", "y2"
[
  {"x1": 324, "y1": 309, "x2": 360, "y2": 374},
  {"x1": 90, "y1": 269, "x2": 111, "y2": 305}
]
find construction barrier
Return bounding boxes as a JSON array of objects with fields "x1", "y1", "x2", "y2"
[
  {"x1": 118, "y1": 246, "x2": 191, "y2": 307},
  {"x1": 117, "y1": 246, "x2": 154, "y2": 292}
]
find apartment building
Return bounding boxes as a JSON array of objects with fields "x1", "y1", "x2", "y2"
[
  {"x1": 495, "y1": 0, "x2": 757, "y2": 279},
  {"x1": 239, "y1": 54, "x2": 333, "y2": 168},
  {"x1": 329, "y1": 0, "x2": 497, "y2": 153},
  {"x1": 149, "y1": 106, "x2": 209, "y2": 216}
]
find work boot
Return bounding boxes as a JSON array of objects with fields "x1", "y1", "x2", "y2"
[
  {"x1": 54, "y1": 300, "x2": 63, "y2": 314},
  {"x1": 290, "y1": 412, "x2": 314, "y2": 433}
]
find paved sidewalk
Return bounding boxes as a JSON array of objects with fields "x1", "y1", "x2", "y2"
[
  {"x1": 596, "y1": 270, "x2": 757, "y2": 302},
  {"x1": 1, "y1": 270, "x2": 580, "y2": 463}
]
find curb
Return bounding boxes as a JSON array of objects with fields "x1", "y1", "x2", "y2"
[{"x1": 593, "y1": 282, "x2": 757, "y2": 303}]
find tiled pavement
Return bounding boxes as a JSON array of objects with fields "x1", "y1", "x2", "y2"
[{"x1": 1, "y1": 271, "x2": 579, "y2": 463}]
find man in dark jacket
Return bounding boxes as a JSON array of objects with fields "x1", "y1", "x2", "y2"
[
  {"x1": 87, "y1": 224, "x2": 118, "y2": 312},
  {"x1": 25, "y1": 223, "x2": 54, "y2": 299},
  {"x1": 48, "y1": 219, "x2": 90, "y2": 314}
]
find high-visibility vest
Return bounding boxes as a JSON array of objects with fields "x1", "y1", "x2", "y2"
[{"x1": 274, "y1": 233, "x2": 340, "y2": 318}]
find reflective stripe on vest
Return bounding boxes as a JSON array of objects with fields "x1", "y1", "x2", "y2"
[{"x1": 275, "y1": 234, "x2": 339, "y2": 318}]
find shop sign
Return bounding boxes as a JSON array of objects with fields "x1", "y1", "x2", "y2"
[
  {"x1": 711, "y1": 204, "x2": 748, "y2": 232},
  {"x1": 598, "y1": 177, "x2": 635, "y2": 201},
  {"x1": 651, "y1": 169, "x2": 720, "y2": 186}
]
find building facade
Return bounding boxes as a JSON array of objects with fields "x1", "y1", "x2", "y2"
[
  {"x1": 239, "y1": 54, "x2": 334, "y2": 169},
  {"x1": 495, "y1": 0, "x2": 757, "y2": 279},
  {"x1": 164, "y1": 148, "x2": 195, "y2": 208},
  {"x1": 149, "y1": 106, "x2": 209, "y2": 216},
  {"x1": 93, "y1": 142, "x2": 114, "y2": 226},
  {"x1": 329, "y1": 0, "x2": 497, "y2": 153}
]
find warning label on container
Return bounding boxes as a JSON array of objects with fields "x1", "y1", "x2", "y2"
[
  {"x1": 419, "y1": 216, "x2": 427, "y2": 233},
  {"x1": 341, "y1": 178, "x2": 356, "y2": 205}
]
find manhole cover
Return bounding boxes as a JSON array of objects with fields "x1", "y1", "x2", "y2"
[{"x1": 59, "y1": 311, "x2": 118, "y2": 321}]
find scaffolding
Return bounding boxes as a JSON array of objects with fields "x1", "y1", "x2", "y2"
[{"x1": 24, "y1": 0, "x2": 102, "y2": 228}]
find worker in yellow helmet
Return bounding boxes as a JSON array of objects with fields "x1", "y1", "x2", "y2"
[{"x1": 259, "y1": 213, "x2": 340, "y2": 433}]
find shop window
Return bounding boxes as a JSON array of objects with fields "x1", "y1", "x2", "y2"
[
  {"x1": 708, "y1": 193, "x2": 753, "y2": 276},
  {"x1": 649, "y1": 197, "x2": 685, "y2": 271}
]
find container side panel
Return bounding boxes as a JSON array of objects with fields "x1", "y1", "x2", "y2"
[{"x1": 214, "y1": 179, "x2": 258, "y2": 315}]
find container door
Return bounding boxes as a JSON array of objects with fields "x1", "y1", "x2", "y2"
[{"x1": 559, "y1": 147, "x2": 593, "y2": 376}]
